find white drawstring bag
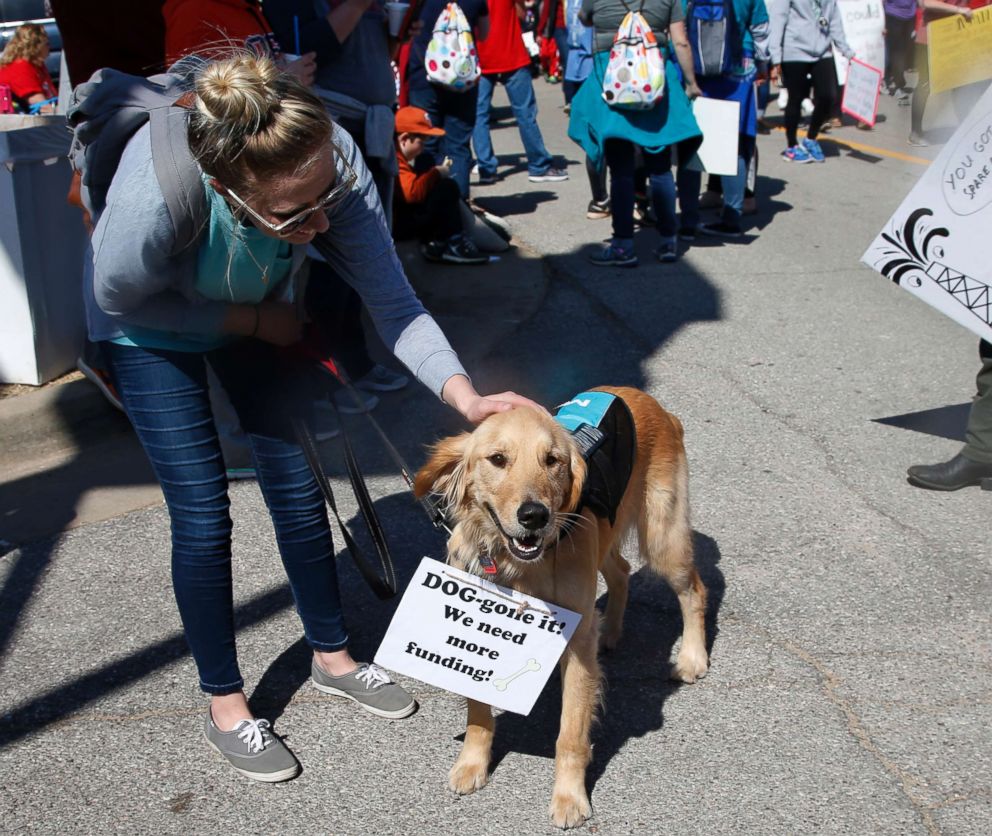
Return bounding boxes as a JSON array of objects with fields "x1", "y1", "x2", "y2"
[
  {"x1": 425, "y1": 3, "x2": 481, "y2": 91},
  {"x1": 601, "y1": 8, "x2": 666, "y2": 110}
]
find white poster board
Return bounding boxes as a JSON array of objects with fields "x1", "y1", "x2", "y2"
[
  {"x1": 686, "y1": 97, "x2": 741, "y2": 176},
  {"x1": 841, "y1": 58, "x2": 882, "y2": 127},
  {"x1": 375, "y1": 558, "x2": 582, "y2": 715},
  {"x1": 861, "y1": 85, "x2": 992, "y2": 344},
  {"x1": 833, "y1": 0, "x2": 885, "y2": 87}
]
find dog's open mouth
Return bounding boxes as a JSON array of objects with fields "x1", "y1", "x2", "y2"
[
  {"x1": 486, "y1": 504, "x2": 548, "y2": 561},
  {"x1": 508, "y1": 534, "x2": 544, "y2": 560}
]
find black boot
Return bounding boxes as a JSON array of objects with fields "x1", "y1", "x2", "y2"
[{"x1": 907, "y1": 453, "x2": 992, "y2": 491}]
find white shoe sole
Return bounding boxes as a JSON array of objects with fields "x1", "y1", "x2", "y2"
[
  {"x1": 204, "y1": 736, "x2": 299, "y2": 782},
  {"x1": 312, "y1": 680, "x2": 417, "y2": 719}
]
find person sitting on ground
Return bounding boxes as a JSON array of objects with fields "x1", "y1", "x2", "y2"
[
  {"x1": 394, "y1": 106, "x2": 488, "y2": 265},
  {"x1": 769, "y1": 0, "x2": 854, "y2": 163},
  {"x1": 0, "y1": 24, "x2": 57, "y2": 113},
  {"x1": 86, "y1": 52, "x2": 541, "y2": 782},
  {"x1": 908, "y1": 341, "x2": 992, "y2": 491}
]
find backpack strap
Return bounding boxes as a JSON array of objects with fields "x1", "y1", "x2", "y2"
[{"x1": 149, "y1": 100, "x2": 209, "y2": 256}]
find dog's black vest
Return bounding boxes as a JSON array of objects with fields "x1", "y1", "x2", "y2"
[{"x1": 554, "y1": 391, "x2": 636, "y2": 527}]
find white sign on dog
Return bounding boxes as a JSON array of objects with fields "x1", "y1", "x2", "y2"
[{"x1": 375, "y1": 558, "x2": 582, "y2": 715}]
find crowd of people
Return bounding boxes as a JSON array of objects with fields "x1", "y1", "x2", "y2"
[{"x1": 3, "y1": 0, "x2": 987, "y2": 785}]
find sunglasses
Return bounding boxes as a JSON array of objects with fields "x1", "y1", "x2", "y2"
[{"x1": 225, "y1": 178, "x2": 349, "y2": 237}]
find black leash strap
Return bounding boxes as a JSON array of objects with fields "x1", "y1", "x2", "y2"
[{"x1": 293, "y1": 415, "x2": 398, "y2": 600}]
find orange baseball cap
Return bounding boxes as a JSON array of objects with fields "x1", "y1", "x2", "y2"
[{"x1": 395, "y1": 106, "x2": 446, "y2": 136}]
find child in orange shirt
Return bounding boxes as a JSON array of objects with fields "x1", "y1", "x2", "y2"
[{"x1": 394, "y1": 107, "x2": 487, "y2": 265}]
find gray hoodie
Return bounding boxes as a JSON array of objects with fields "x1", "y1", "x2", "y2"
[
  {"x1": 768, "y1": 0, "x2": 853, "y2": 65},
  {"x1": 86, "y1": 121, "x2": 466, "y2": 399}
]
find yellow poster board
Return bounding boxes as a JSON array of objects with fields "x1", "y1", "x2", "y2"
[{"x1": 929, "y1": 8, "x2": 992, "y2": 95}]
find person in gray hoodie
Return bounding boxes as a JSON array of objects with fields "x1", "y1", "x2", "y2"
[
  {"x1": 769, "y1": 0, "x2": 853, "y2": 163},
  {"x1": 87, "y1": 53, "x2": 541, "y2": 783}
]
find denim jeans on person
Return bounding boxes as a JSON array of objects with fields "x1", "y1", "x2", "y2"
[
  {"x1": 604, "y1": 139, "x2": 677, "y2": 244},
  {"x1": 678, "y1": 134, "x2": 756, "y2": 226},
  {"x1": 408, "y1": 82, "x2": 479, "y2": 200},
  {"x1": 104, "y1": 338, "x2": 348, "y2": 695},
  {"x1": 473, "y1": 67, "x2": 554, "y2": 177}
]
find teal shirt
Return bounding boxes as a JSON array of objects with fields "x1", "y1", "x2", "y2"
[{"x1": 112, "y1": 178, "x2": 292, "y2": 351}]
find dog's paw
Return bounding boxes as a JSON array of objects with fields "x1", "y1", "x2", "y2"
[
  {"x1": 449, "y1": 759, "x2": 489, "y2": 795},
  {"x1": 671, "y1": 647, "x2": 709, "y2": 684},
  {"x1": 549, "y1": 789, "x2": 592, "y2": 829}
]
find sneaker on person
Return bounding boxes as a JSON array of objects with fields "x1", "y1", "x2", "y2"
[
  {"x1": 76, "y1": 355, "x2": 124, "y2": 411},
  {"x1": 586, "y1": 199, "x2": 611, "y2": 219},
  {"x1": 590, "y1": 243, "x2": 638, "y2": 267},
  {"x1": 528, "y1": 166, "x2": 568, "y2": 183},
  {"x1": 699, "y1": 220, "x2": 744, "y2": 239},
  {"x1": 896, "y1": 89, "x2": 911, "y2": 105},
  {"x1": 316, "y1": 388, "x2": 379, "y2": 415},
  {"x1": 476, "y1": 169, "x2": 499, "y2": 185},
  {"x1": 440, "y1": 235, "x2": 488, "y2": 265},
  {"x1": 354, "y1": 364, "x2": 409, "y2": 393},
  {"x1": 742, "y1": 196, "x2": 757, "y2": 215},
  {"x1": 907, "y1": 133, "x2": 930, "y2": 147},
  {"x1": 698, "y1": 190, "x2": 723, "y2": 210},
  {"x1": 204, "y1": 710, "x2": 299, "y2": 782},
  {"x1": 782, "y1": 144, "x2": 813, "y2": 163},
  {"x1": 802, "y1": 137, "x2": 825, "y2": 162},
  {"x1": 312, "y1": 661, "x2": 416, "y2": 719},
  {"x1": 654, "y1": 242, "x2": 679, "y2": 263},
  {"x1": 678, "y1": 226, "x2": 697, "y2": 242}
]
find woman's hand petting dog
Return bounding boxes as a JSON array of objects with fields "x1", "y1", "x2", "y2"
[{"x1": 441, "y1": 374, "x2": 549, "y2": 424}]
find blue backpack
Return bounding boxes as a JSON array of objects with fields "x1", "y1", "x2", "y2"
[{"x1": 685, "y1": 0, "x2": 739, "y2": 78}]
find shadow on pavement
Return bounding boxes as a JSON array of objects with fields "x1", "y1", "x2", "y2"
[
  {"x1": 873, "y1": 402, "x2": 971, "y2": 443},
  {"x1": 482, "y1": 531, "x2": 724, "y2": 796}
]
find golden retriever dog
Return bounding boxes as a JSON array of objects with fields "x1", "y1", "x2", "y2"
[{"x1": 413, "y1": 386, "x2": 709, "y2": 829}]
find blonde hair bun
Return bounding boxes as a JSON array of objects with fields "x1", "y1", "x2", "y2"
[{"x1": 194, "y1": 54, "x2": 283, "y2": 134}]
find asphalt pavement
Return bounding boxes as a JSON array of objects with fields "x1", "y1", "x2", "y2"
[{"x1": 0, "y1": 78, "x2": 989, "y2": 835}]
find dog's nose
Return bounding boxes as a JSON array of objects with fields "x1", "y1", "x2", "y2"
[{"x1": 517, "y1": 501, "x2": 549, "y2": 531}]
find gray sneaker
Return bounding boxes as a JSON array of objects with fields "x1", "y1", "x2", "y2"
[
  {"x1": 311, "y1": 662, "x2": 416, "y2": 719},
  {"x1": 204, "y1": 710, "x2": 300, "y2": 782}
]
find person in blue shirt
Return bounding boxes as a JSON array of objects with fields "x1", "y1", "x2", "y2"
[{"x1": 678, "y1": 0, "x2": 770, "y2": 238}]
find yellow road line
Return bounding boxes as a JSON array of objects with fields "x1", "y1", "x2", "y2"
[{"x1": 773, "y1": 125, "x2": 932, "y2": 166}]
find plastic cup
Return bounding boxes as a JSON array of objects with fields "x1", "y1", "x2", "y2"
[{"x1": 386, "y1": 2, "x2": 410, "y2": 37}]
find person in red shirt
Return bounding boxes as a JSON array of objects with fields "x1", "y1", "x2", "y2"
[
  {"x1": 473, "y1": 0, "x2": 568, "y2": 183},
  {"x1": 394, "y1": 107, "x2": 488, "y2": 264},
  {"x1": 163, "y1": 0, "x2": 315, "y2": 84},
  {"x1": 0, "y1": 24, "x2": 57, "y2": 113}
]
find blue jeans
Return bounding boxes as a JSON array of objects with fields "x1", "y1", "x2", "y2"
[
  {"x1": 473, "y1": 67, "x2": 553, "y2": 177},
  {"x1": 604, "y1": 140, "x2": 676, "y2": 243},
  {"x1": 104, "y1": 339, "x2": 348, "y2": 695},
  {"x1": 408, "y1": 82, "x2": 479, "y2": 200},
  {"x1": 678, "y1": 134, "x2": 755, "y2": 226}
]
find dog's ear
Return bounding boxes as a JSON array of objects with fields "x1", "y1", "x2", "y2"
[
  {"x1": 414, "y1": 432, "x2": 471, "y2": 502},
  {"x1": 565, "y1": 439, "x2": 587, "y2": 513}
]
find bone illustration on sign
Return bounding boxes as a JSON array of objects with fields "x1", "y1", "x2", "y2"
[{"x1": 492, "y1": 658, "x2": 541, "y2": 691}]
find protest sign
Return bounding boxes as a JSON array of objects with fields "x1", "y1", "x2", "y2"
[
  {"x1": 929, "y1": 8, "x2": 992, "y2": 95},
  {"x1": 862, "y1": 84, "x2": 992, "y2": 344},
  {"x1": 833, "y1": 0, "x2": 885, "y2": 87},
  {"x1": 375, "y1": 558, "x2": 582, "y2": 715},
  {"x1": 686, "y1": 97, "x2": 740, "y2": 176},
  {"x1": 841, "y1": 58, "x2": 882, "y2": 126}
]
